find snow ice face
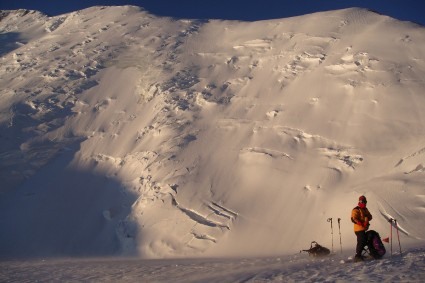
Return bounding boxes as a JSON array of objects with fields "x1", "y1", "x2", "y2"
[{"x1": 0, "y1": 6, "x2": 425, "y2": 263}]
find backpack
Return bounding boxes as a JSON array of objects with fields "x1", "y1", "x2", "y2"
[
  {"x1": 366, "y1": 230, "x2": 386, "y2": 259},
  {"x1": 300, "y1": 241, "x2": 331, "y2": 257}
]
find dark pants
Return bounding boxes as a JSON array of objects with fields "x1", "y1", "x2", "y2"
[{"x1": 355, "y1": 230, "x2": 367, "y2": 256}]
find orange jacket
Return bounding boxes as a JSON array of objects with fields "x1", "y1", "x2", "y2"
[{"x1": 351, "y1": 206, "x2": 372, "y2": 232}]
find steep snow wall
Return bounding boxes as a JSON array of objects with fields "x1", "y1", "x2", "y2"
[{"x1": 1, "y1": 6, "x2": 425, "y2": 258}]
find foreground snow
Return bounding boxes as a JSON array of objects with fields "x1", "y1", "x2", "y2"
[{"x1": 1, "y1": 247, "x2": 424, "y2": 282}]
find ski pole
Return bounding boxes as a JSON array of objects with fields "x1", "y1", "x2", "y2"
[
  {"x1": 337, "y1": 218, "x2": 342, "y2": 254},
  {"x1": 394, "y1": 219, "x2": 402, "y2": 256},
  {"x1": 327, "y1": 218, "x2": 333, "y2": 253},
  {"x1": 389, "y1": 218, "x2": 393, "y2": 256}
]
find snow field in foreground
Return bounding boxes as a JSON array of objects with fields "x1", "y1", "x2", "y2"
[{"x1": 1, "y1": 247, "x2": 424, "y2": 282}]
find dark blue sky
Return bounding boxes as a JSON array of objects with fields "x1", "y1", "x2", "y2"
[{"x1": 1, "y1": 0, "x2": 424, "y2": 26}]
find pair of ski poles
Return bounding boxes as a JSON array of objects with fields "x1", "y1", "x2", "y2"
[
  {"x1": 327, "y1": 218, "x2": 342, "y2": 253},
  {"x1": 389, "y1": 218, "x2": 402, "y2": 256}
]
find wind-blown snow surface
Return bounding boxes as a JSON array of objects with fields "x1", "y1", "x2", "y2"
[
  {"x1": 1, "y1": 248, "x2": 425, "y2": 282},
  {"x1": 1, "y1": 6, "x2": 425, "y2": 260}
]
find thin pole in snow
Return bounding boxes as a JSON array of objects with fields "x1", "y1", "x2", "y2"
[
  {"x1": 389, "y1": 218, "x2": 393, "y2": 256},
  {"x1": 394, "y1": 219, "x2": 402, "y2": 256},
  {"x1": 337, "y1": 218, "x2": 342, "y2": 254},
  {"x1": 327, "y1": 218, "x2": 333, "y2": 253}
]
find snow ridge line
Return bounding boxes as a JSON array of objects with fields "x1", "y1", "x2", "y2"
[
  {"x1": 191, "y1": 232, "x2": 217, "y2": 243},
  {"x1": 210, "y1": 201, "x2": 239, "y2": 218},
  {"x1": 241, "y1": 147, "x2": 293, "y2": 160},
  {"x1": 171, "y1": 195, "x2": 230, "y2": 230},
  {"x1": 395, "y1": 146, "x2": 425, "y2": 167}
]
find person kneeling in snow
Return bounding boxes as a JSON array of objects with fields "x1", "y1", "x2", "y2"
[{"x1": 351, "y1": 195, "x2": 372, "y2": 261}]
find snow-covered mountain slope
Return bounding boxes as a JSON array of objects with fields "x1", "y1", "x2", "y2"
[{"x1": 1, "y1": 6, "x2": 424, "y2": 259}]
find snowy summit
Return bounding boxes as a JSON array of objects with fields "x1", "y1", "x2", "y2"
[{"x1": 1, "y1": 6, "x2": 425, "y2": 279}]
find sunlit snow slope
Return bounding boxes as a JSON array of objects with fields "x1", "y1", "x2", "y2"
[{"x1": 1, "y1": 6, "x2": 425, "y2": 258}]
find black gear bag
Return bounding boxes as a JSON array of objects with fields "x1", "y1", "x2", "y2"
[{"x1": 301, "y1": 241, "x2": 331, "y2": 257}]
